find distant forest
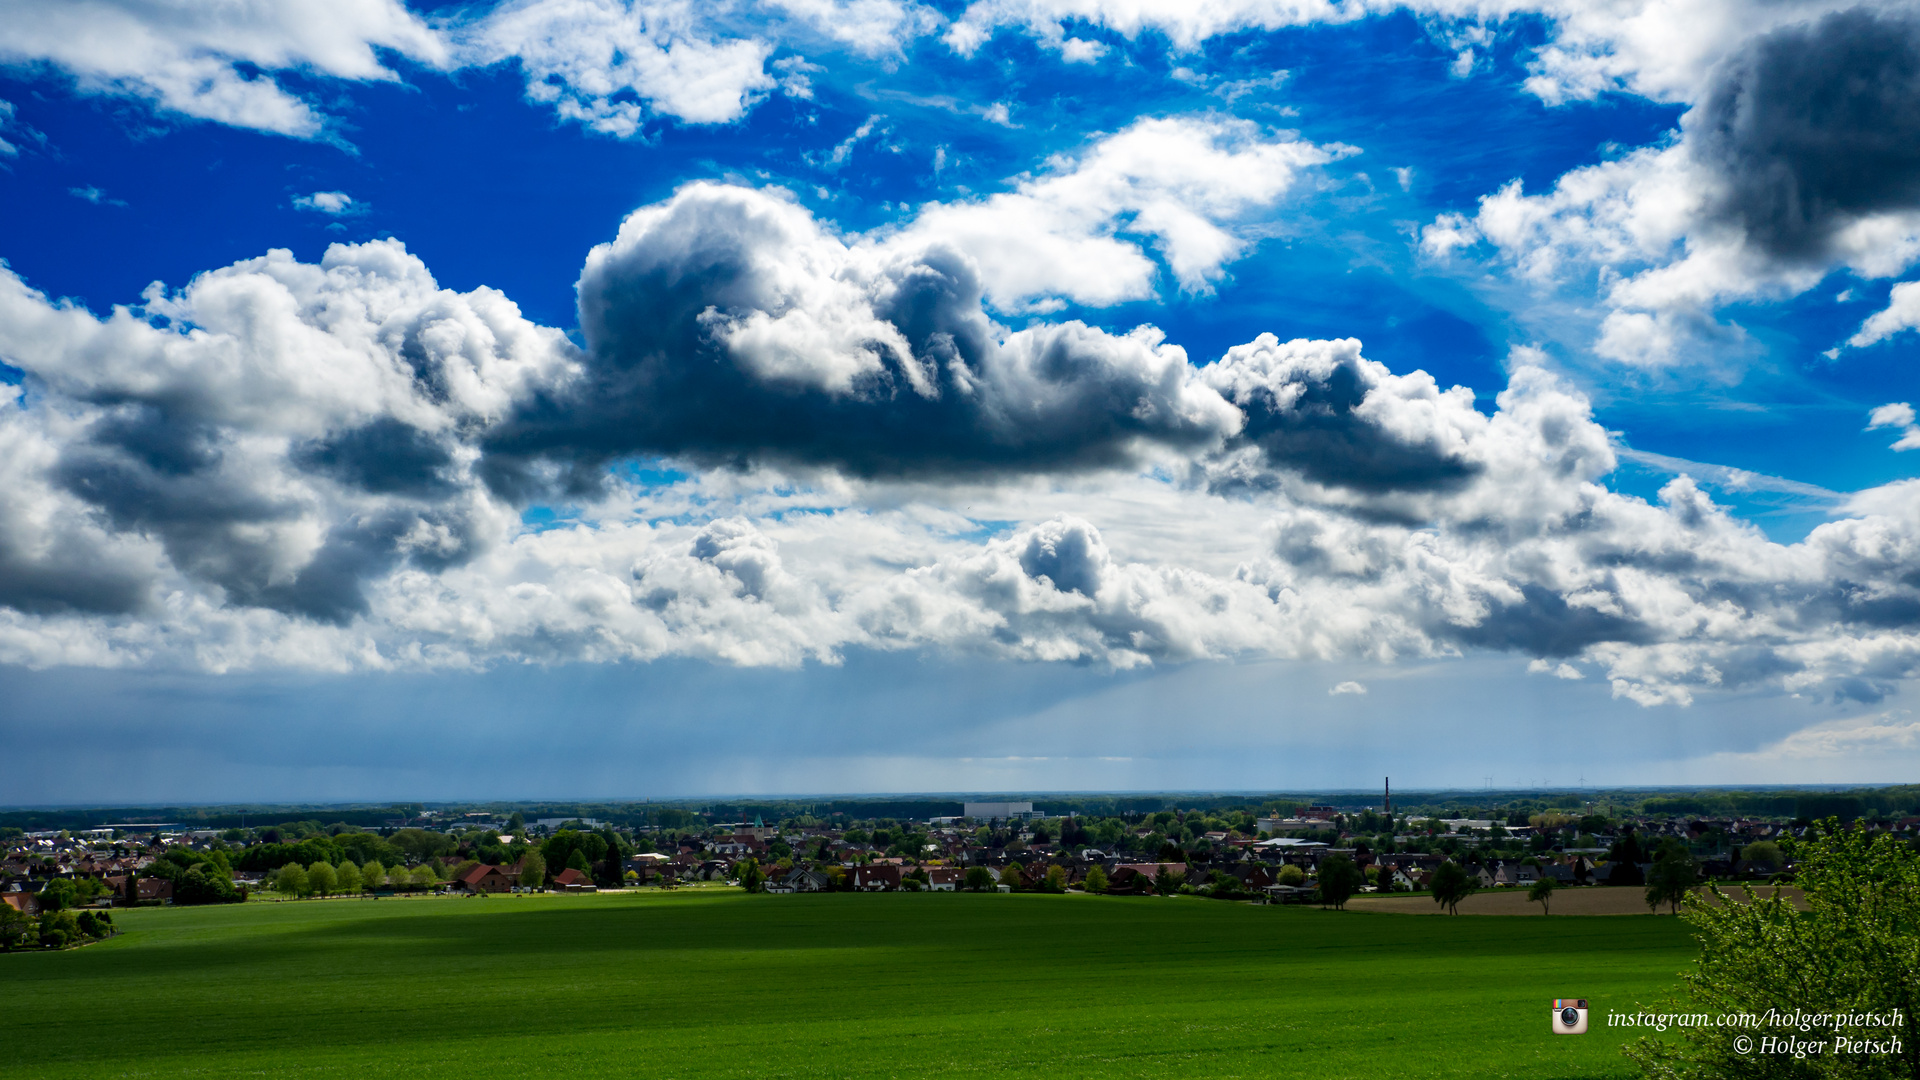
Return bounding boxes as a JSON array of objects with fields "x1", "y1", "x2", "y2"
[{"x1": 4, "y1": 784, "x2": 1918, "y2": 834}]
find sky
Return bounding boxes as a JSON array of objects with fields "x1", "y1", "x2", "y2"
[{"x1": 2, "y1": 0, "x2": 1920, "y2": 803}]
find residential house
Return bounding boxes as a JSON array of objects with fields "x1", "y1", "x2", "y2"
[
  {"x1": 852, "y1": 865, "x2": 901, "y2": 892},
  {"x1": 927, "y1": 867, "x2": 961, "y2": 891},
  {"x1": 782, "y1": 868, "x2": 832, "y2": 892},
  {"x1": 1107, "y1": 862, "x2": 1186, "y2": 893},
  {"x1": 550, "y1": 868, "x2": 597, "y2": 892},
  {"x1": 458, "y1": 864, "x2": 513, "y2": 894}
]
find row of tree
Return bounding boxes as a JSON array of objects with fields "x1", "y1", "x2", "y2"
[
  {"x1": 0, "y1": 905, "x2": 113, "y2": 950},
  {"x1": 272, "y1": 859, "x2": 441, "y2": 897}
]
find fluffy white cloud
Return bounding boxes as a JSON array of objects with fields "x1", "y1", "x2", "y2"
[
  {"x1": 463, "y1": 0, "x2": 778, "y2": 131},
  {"x1": 0, "y1": 0, "x2": 447, "y2": 138},
  {"x1": 0, "y1": 238, "x2": 575, "y2": 638},
  {"x1": 1867, "y1": 401, "x2": 1920, "y2": 451},
  {"x1": 1847, "y1": 280, "x2": 1920, "y2": 350},
  {"x1": 764, "y1": 0, "x2": 942, "y2": 55},
  {"x1": 9, "y1": 231, "x2": 1920, "y2": 712},
  {"x1": 898, "y1": 116, "x2": 1346, "y2": 309},
  {"x1": 6, "y1": 153, "x2": 1920, "y2": 708},
  {"x1": 293, "y1": 191, "x2": 358, "y2": 215},
  {"x1": 944, "y1": 0, "x2": 1364, "y2": 56}
]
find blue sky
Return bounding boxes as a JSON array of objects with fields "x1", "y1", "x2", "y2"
[{"x1": 2, "y1": 0, "x2": 1920, "y2": 802}]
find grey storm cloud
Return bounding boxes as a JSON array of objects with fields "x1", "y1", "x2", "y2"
[
  {"x1": 484, "y1": 183, "x2": 1496, "y2": 506},
  {"x1": 1692, "y1": 6, "x2": 1920, "y2": 264},
  {"x1": 483, "y1": 183, "x2": 1242, "y2": 490},
  {"x1": 1198, "y1": 335, "x2": 1482, "y2": 498}
]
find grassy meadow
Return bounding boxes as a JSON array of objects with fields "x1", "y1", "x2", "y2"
[{"x1": 3, "y1": 889, "x2": 1696, "y2": 1079}]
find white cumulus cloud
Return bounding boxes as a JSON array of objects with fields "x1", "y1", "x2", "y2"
[{"x1": 0, "y1": 0, "x2": 448, "y2": 138}]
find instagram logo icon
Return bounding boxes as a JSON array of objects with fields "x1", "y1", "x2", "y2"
[{"x1": 1553, "y1": 999, "x2": 1589, "y2": 1034}]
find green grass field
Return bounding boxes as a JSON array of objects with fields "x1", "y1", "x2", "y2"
[{"x1": 3, "y1": 890, "x2": 1696, "y2": 1079}]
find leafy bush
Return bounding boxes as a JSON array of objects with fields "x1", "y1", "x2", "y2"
[{"x1": 1626, "y1": 819, "x2": 1920, "y2": 1079}]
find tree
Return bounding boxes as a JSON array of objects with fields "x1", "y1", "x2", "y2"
[
  {"x1": 1624, "y1": 819, "x2": 1920, "y2": 1079},
  {"x1": 1739, "y1": 840, "x2": 1783, "y2": 871},
  {"x1": 1083, "y1": 865, "x2": 1109, "y2": 894},
  {"x1": 964, "y1": 866, "x2": 995, "y2": 891},
  {"x1": 306, "y1": 861, "x2": 338, "y2": 896},
  {"x1": 998, "y1": 863, "x2": 1024, "y2": 891},
  {"x1": 1042, "y1": 865, "x2": 1068, "y2": 894},
  {"x1": 361, "y1": 860, "x2": 386, "y2": 891},
  {"x1": 410, "y1": 865, "x2": 437, "y2": 889},
  {"x1": 518, "y1": 851, "x2": 546, "y2": 890},
  {"x1": 37, "y1": 878, "x2": 77, "y2": 912},
  {"x1": 1153, "y1": 866, "x2": 1184, "y2": 896},
  {"x1": 388, "y1": 828, "x2": 456, "y2": 863},
  {"x1": 1429, "y1": 861, "x2": 1475, "y2": 915},
  {"x1": 1645, "y1": 842, "x2": 1698, "y2": 914},
  {"x1": 566, "y1": 849, "x2": 592, "y2": 876},
  {"x1": 597, "y1": 828, "x2": 624, "y2": 889},
  {"x1": 1317, "y1": 855, "x2": 1364, "y2": 910},
  {"x1": 0, "y1": 904, "x2": 31, "y2": 950},
  {"x1": 736, "y1": 858, "x2": 766, "y2": 892},
  {"x1": 1527, "y1": 875, "x2": 1556, "y2": 915},
  {"x1": 335, "y1": 861, "x2": 362, "y2": 894},
  {"x1": 274, "y1": 863, "x2": 308, "y2": 897},
  {"x1": 1276, "y1": 864, "x2": 1306, "y2": 887},
  {"x1": 506, "y1": 812, "x2": 525, "y2": 832}
]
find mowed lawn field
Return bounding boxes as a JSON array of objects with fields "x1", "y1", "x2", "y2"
[{"x1": 3, "y1": 889, "x2": 1696, "y2": 1080}]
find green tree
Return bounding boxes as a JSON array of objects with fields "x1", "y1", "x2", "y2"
[
  {"x1": 1625, "y1": 819, "x2": 1920, "y2": 1079},
  {"x1": 1042, "y1": 865, "x2": 1068, "y2": 893},
  {"x1": 1083, "y1": 865, "x2": 1109, "y2": 894},
  {"x1": 519, "y1": 851, "x2": 546, "y2": 889},
  {"x1": 566, "y1": 849, "x2": 592, "y2": 876},
  {"x1": 598, "y1": 828, "x2": 625, "y2": 888},
  {"x1": 1645, "y1": 843, "x2": 1699, "y2": 914},
  {"x1": 736, "y1": 858, "x2": 766, "y2": 892},
  {"x1": 361, "y1": 860, "x2": 385, "y2": 891},
  {"x1": 1276, "y1": 864, "x2": 1306, "y2": 887},
  {"x1": 306, "y1": 861, "x2": 338, "y2": 896},
  {"x1": 1739, "y1": 840, "x2": 1783, "y2": 870},
  {"x1": 1430, "y1": 861, "x2": 1475, "y2": 915},
  {"x1": 37, "y1": 878, "x2": 77, "y2": 912},
  {"x1": 388, "y1": 828, "x2": 455, "y2": 863},
  {"x1": 274, "y1": 863, "x2": 308, "y2": 897},
  {"x1": 1527, "y1": 875, "x2": 1556, "y2": 915},
  {"x1": 506, "y1": 812, "x2": 525, "y2": 832},
  {"x1": 1153, "y1": 866, "x2": 1184, "y2": 896},
  {"x1": 964, "y1": 866, "x2": 995, "y2": 891},
  {"x1": 0, "y1": 903, "x2": 31, "y2": 950},
  {"x1": 411, "y1": 865, "x2": 437, "y2": 889},
  {"x1": 999, "y1": 863, "x2": 1024, "y2": 891},
  {"x1": 1316, "y1": 855, "x2": 1364, "y2": 910},
  {"x1": 335, "y1": 860, "x2": 362, "y2": 894}
]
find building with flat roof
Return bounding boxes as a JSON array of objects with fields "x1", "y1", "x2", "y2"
[{"x1": 964, "y1": 801, "x2": 1038, "y2": 821}]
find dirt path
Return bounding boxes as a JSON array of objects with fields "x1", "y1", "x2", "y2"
[{"x1": 1344, "y1": 884, "x2": 1806, "y2": 915}]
